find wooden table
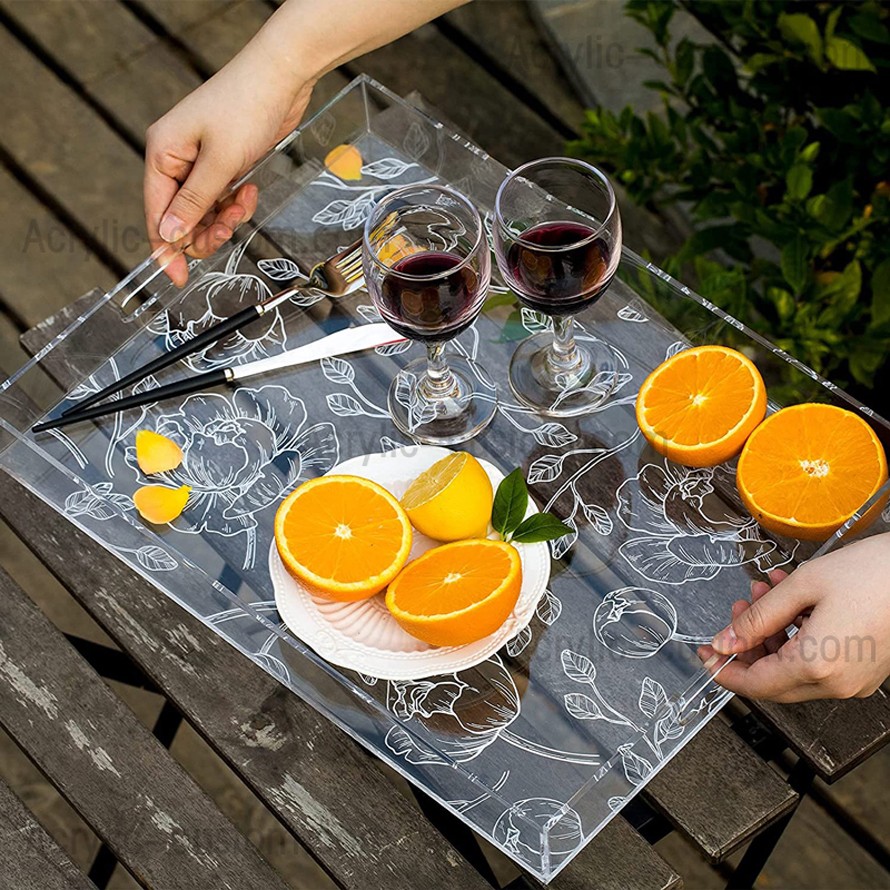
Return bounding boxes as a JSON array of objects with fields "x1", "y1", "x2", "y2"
[{"x1": 0, "y1": 3, "x2": 888, "y2": 888}]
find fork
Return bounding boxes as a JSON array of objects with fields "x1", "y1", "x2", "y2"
[{"x1": 61, "y1": 239, "x2": 364, "y2": 417}]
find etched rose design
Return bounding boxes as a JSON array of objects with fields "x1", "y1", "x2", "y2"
[
  {"x1": 493, "y1": 799, "x2": 583, "y2": 869},
  {"x1": 126, "y1": 385, "x2": 338, "y2": 567},
  {"x1": 593, "y1": 588, "x2": 709, "y2": 659},
  {"x1": 384, "y1": 656, "x2": 520, "y2": 764},
  {"x1": 151, "y1": 270, "x2": 286, "y2": 371},
  {"x1": 616, "y1": 462, "x2": 780, "y2": 585}
]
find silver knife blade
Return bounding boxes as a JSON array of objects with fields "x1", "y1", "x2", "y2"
[{"x1": 229, "y1": 323, "x2": 406, "y2": 382}]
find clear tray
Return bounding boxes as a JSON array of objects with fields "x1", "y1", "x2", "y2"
[{"x1": 2, "y1": 76, "x2": 889, "y2": 882}]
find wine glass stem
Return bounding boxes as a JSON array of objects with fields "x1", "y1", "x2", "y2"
[
  {"x1": 421, "y1": 341, "x2": 459, "y2": 400},
  {"x1": 550, "y1": 315, "x2": 582, "y2": 372}
]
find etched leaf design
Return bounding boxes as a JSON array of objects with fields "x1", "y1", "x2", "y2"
[
  {"x1": 356, "y1": 303, "x2": 382, "y2": 322},
  {"x1": 665, "y1": 340, "x2": 688, "y2": 360},
  {"x1": 617, "y1": 305, "x2": 648, "y2": 323},
  {"x1": 135, "y1": 545, "x2": 178, "y2": 572},
  {"x1": 580, "y1": 502, "x2": 613, "y2": 536},
  {"x1": 326, "y1": 392, "x2": 365, "y2": 417},
  {"x1": 361, "y1": 158, "x2": 417, "y2": 179},
  {"x1": 505, "y1": 626, "x2": 531, "y2": 657},
  {"x1": 257, "y1": 257, "x2": 302, "y2": 281},
  {"x1": 403, "y1": 121, "x2": 431, "y2": 159},
  {"x1": 532, "y1": 422, "x2": 577, "y2": 448},
  {"x1": 619, "y1": 744, "x2": 653, "y2": 785},
  {"x1": 549, "y1": 515, "x2": 578, "y2": 560},
  {"x1": 561, "y1": 649, "x2": 596, "y2": 685},
  {"x1": 320, "y1": 356, "x2": 355, "y2": 385},
  {"x1": 638, "y1": 677, "x2": 670, "y2": 719},
  {"x1": 520, "y1": 307, "x2": 552, "y2": 333},
  {"x1": 527, "y1": 454, "x2": 565, "y2": 484},
  {"x1": 535, "y1": 589, "x2": 563, "y2": 626},
  {"x1": 379, "y1": 436, "x2": 406, "y2": 452},
  {"x1": 64, "y1": 486, "x2": 131, "y2": 521},
  {"x1": 654, "y1": 712, "x2": 684, "y2": 749},
  {"x1": 564, "y1": 693, "x2": 605, "y2": 721},
  {"x1": 375, "y1": 340, "x2": 411, "y2": 356}
]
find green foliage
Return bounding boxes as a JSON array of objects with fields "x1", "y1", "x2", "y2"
[{"x1": 568, "y1": 0, "x2": 890, "y2": 388}]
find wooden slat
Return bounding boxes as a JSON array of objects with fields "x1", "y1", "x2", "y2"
[
  {"x1": 644, "y1": 718, "x2": 797, "y2": 861},
  {"x1": 1, "y1": 0, "x2": 204, "y2": 144},
  {"x1": 750, "y1": 694, "x2": 890, "y2": 782},
  {"x1": 441, "y1": 0, "x2": 585, "y2": 134},
  {"x1": 0, "y1": 168, "x2": 114, "y2": 328},
  {"x1": 0, "y1": 777, "x2": 94, "y2": 890},
  {"x1": 0, "y1": 25, "x2": 145, "y2": 268},
  {"x1": 0, "y1": 564, "x2": 291, "y2": 890}
]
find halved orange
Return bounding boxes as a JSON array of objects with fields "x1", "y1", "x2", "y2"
[
  {"x1": 385, "y1": 540, "x2": 522, "y2": 647},
  {"x1": 737, "y1": 403, "x2": 888, "y2": 541},
  {"x1": 636, "y1": 345, "x2": 767, "y2": 467},
  {"x1": 275, "y1": 475, "x2": 412, "y2": 601}
]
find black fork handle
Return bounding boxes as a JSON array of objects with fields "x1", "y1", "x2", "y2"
[{"x1": 61, "y1": 306, "x2": 261, "y2": 416}]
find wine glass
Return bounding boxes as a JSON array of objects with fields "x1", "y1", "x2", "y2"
[
  {"x1": 493, "y1": 157, "x2": 622, "y2": 416},
  {"x1": 363, "y1": 184, "x2": 497, "y2": 445}
]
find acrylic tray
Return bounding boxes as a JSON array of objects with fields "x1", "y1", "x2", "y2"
[{"x1": 2, "y1": 76, "x2": 890, "y2": 882}]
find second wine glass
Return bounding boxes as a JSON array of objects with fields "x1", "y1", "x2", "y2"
[
  {"x1": 363, "y1": 184, "x2": 496, "y2": 445},
  {"x1": 493, "y1": 157, "x2": 622, "y2": 416}
]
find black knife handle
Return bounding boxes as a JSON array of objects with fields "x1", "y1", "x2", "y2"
[
  {"x1": 34, "y1": 369, "x2": 229, "y2": 433},
  {"x1": 61, "y1": 306, "x2": 261, "y2": 416}
]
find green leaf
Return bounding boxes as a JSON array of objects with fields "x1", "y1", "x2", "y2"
[
  {"x1": 870, "y1": 260, "x2": 890, "y2": 326},
  {"x1": 786, "y1": 164, "x2": 813, "y2": 201},
  {"x1": 767, "y1": 286, "x2": 796, "y2": 322},
  {"x1": 799, "y1": 141, "x2": 820, "y2": 163},
  {"x1": 825, "y1": 7, "x2": 842, "y2": 41},
  {"x1": 510, "y1": 513, "x2": 574, "y2": 544},
  {"x1": 826, "y1": 36, "x2": 876, "y2": 72},
  {"x1": 675, "y1": 37, "x2": 695, "y2": 85},
  {"x1": 492, "y1": 468, "x2": 528, "y2": 538},
  {"x1": 778, "y1": 13, "x2": 822, "y2": 64},
  {"x1": 781, "y1": 237, "x2": 809, "y2": 295}
]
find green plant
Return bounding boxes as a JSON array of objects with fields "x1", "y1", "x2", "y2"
[{"x1": 568, "y1": 0, "x2": 890, "y2": 389}]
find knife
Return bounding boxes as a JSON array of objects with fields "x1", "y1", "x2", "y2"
[{"x1": 33, "y1": 323, "x2": 406, "y2": 433}]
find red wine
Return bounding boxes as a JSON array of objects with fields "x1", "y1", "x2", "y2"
[
  {"x1": 507, "y1": 221, "x2": 612, "y2": 315},
  {"x1": 379, "y1": 251, "x2": 479, "y2": 342}
]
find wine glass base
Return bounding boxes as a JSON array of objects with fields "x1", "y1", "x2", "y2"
[
  {"x1": 508, "y1": 332, "x2": 617, "y2": 417},
  {"x1": 387, "y1": 355, "x2": 497, "y2": 445}
]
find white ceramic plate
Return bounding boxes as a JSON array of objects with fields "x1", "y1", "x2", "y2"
[{"x1": 269, "y1": 445, "x2": 551, "y2": 680}]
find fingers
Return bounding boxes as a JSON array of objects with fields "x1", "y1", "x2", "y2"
[
  {"x1": 158, "y1": 151, "x2": 238, "y2": 245},
  {"x1": 711, "y1": 571, "x2": 814, "y2": 655}
]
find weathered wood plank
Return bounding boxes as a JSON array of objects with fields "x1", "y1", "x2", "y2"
[
  {"x1": 0, "y1": 168, "x2": 114, "y2": 328},
  {"x1": 0, "y1": 26, "x2": 145, "y2": 268},
  {"x1": 1, "y1": 0, "x2": 204, "y2": 144},
  {"x1": 442, "y1": 0, "x2": 586, "y2": 134},
  {"x1": 750, "y1": 694, "x2": 890, "y2": 782},
  {"x1": 0, "y1": 777, "x2": 94, "y2": 890},
  {"x1": 0, "y1": 564, "x2": 291, "y2": 890},
  {"x1": 645, "y1": 717, "x2": 797, "y2": 861}
]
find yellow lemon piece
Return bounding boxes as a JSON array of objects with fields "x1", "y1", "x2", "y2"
[
  {"x1": 135, "y1": 429, "x2": 183, "y2": 474},
  {"x1": 133, "y1": 484, "x2": 191, "y2": 524},
  {"x1": 324, "y1": 144, "x2": 363, "y2": 180},
  {"x1": 401, "y1": 452, "x2": 493, "y2": 542}
]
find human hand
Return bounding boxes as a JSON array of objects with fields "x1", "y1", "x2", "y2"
[
  {"x1": 698, "y1": 533, "x2": 890, "y2": 702},
  {"x1": 144, "y1": 46, "x2": 314, "y2": 286}
]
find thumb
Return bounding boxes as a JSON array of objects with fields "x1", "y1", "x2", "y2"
[
  {"x1": 712, "y1": 572, "x2": 812, "y2": 655},
  {"x1": 158, "y1": 153, "x2": 236, "y2": 243}
]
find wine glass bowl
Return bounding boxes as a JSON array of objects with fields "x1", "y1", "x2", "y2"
[
  {"x1": 363, "y1": 185, "x2": 497, "y2": 444},
  {"x1": 493, "y1": 158, "x2": 622, "y2": 416}
]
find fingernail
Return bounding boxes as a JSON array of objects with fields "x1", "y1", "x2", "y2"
[
  {"x1": 712, "y1": 624, "x2": 738, "y2": 654},
  {"x1": 159, "y1": 213, "x2": 186, "y2": 243},
  {"x1": 229, "y1": 207, "x2": 245, "y2": 226},
  {"x1": 750, "y1": 579, "x2": 757, "y2": 597}
]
